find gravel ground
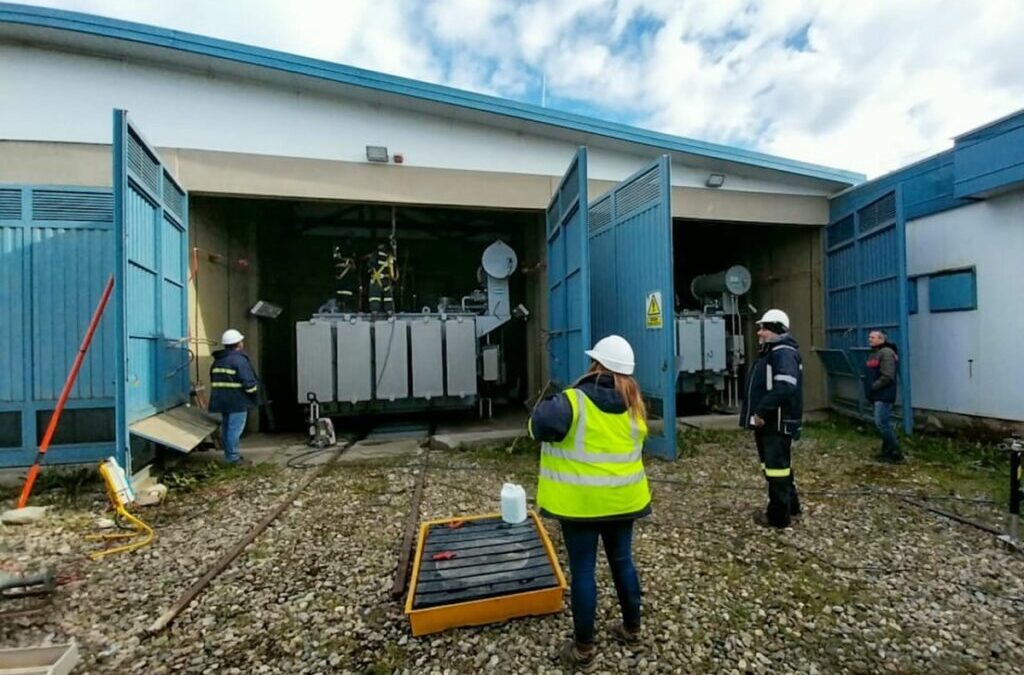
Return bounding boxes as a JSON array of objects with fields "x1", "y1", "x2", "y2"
[{"x1": 2, "y1": 422, "x2": 1023, "y2": 674}]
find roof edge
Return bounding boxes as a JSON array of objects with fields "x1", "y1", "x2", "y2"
[{"x1": 0, "y1": 2, "x2": 864, "y2": 186}]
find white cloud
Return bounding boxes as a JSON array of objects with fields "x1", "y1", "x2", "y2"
[{"x1": 14, "y1": 0, "x2": 1024, "y2": 177}]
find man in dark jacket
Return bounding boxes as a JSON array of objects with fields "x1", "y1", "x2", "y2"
[
  {"x1": 740, "y1": 309, "x2": 803, "y2": 528},
  {"x1": 866, "y1": 330, "x2": 904, "y2": 463},
  {"x1": 208, "y1": 328, "x2": 259, "y2": 464}
]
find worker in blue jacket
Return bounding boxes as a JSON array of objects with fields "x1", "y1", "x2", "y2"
[
  {"x1": 208, "y1": 329, "x2": 259, "y2": 464},
  {"x1": 740, "y1": 309, "x2": 803, "y2": 528}
]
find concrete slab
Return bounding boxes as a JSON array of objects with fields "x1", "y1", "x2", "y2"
[
  {"x1": 678, "y1": 414, "x2": 743, "y2": 431},
  {"x1": 339, "y1": 439, "x2": 422, "y2": 463},
  {"x1": 429, "y1": 428, "x2": 524, "y2": 452}
]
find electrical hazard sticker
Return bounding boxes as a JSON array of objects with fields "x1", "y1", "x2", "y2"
[{"x1": 645, "y1": 291, "x2": 663, "y2": 329}]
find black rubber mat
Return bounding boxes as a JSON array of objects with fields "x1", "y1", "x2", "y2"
[{"x1": 412, "y1": 516, "x2": 560, "y2": 609}]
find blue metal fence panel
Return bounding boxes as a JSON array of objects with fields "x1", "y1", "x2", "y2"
[
  {"x1": 0, "y1": 185, "x2": 117, "y2": 468},
  {"x1": 588, "y1": 156, "x2": 676, "y2": 459},
  {"x1": 822, "y1": 188, "x2": 913, "y2": 434},
  {"x1": 546, "y1": 147, "x2": 591, "y2": 387},
  {"x1": 113, "y1": 110, "x2": 190, "y2": 471}
]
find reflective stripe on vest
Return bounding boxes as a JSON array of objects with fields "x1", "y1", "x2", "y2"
[{"x1": 536, "y1": 388, "x2": 651, "y2": 519}]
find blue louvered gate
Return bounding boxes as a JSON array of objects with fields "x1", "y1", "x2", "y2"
[
  {"x1": 113, "y1": 110, "x2": 190, "y2": 471},
  {"x1": 821, "y1": 188, "x2": 913, "y2": 434},
  {"x1": 588, "y1": 156, "x2": 676, "y2": 459},
  {"x1": 546, "y1": 147, "x2": 591, "y2": 387},
  {"x1": 0, "y1": 185, "x2": 117, "y2": 468}
]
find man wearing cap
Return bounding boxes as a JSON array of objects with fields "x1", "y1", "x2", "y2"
[
  {"x1": 208, "y1": 329, "x2": 260, "y2": 464},
  {"x1": 741, "y1": 309, "x2": 804, "y2": 528}
]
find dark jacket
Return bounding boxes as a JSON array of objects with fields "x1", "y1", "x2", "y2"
[
  {"x1": 208, "y1": 348, "x2": 259, "y2": 414},
  {"x1": 865, "y1": 342, "x2": 899, "y2": 403},
  {"x1": 740, "y1": 333, "x2": 804, "y2": 438},
  {"x1": 529, "y1": 372, "x2": 651, "y2": 521}
]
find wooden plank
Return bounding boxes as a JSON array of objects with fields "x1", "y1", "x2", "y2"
[
  {"x1": 390, "y1": 455, "x2": 428, "y2": 600},
  {"x1": 416, "y1": 559, "x2": 553, "y2": 586},
  {"x1": 128, "y1": 404, "x2": 218, "y2": 453},
  {"x1": 418, "y1": 548, "x2": 541, "y2": 574},
  {"x1": 413, "y1": 574, "x2": 559, "y2": 609},
  {"x1": 423, "y1": 531, "x2": 540, "y2": 554}
]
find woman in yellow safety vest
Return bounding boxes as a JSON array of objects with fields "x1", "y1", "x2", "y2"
[{"x1": 529, "y1": 335, "x2": 651, "y2": 672}]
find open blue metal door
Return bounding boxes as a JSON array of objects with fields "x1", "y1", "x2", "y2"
[
  {"x1": 546, "y1": 147, "x2": 591, "y2": 387},
  {"x1": 113, "y1": 110, "x2": 190, "y2": 471},
  {"x1": 588, "y1": 157, "x2": 676, "y2": 459},
  {"x1": 820, "y1": 188, "x2": 913, "y2": 434}
]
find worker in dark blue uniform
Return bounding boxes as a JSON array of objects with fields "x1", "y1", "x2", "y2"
[
  {"x1": 741, "y1": 309, "x2": 803, "y2": 528},
  {"x1": 208, "y1": 329, "x2": 259, "y2": 464}
]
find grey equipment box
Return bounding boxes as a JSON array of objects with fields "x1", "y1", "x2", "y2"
[
  {"x1": 375, "y1": 319, "x2": 409, "y2": 401},
  {"x1": 296, "y1": 320, "x2": 334, "y2": 403},
  {"x1": 444, "y1": 317, "x2": 478, "y2": 397},
  {"x1": 410, "y1": 316, "x2": 444, "y2": 399},
  {"x1": 702, "y1": 315, "x2": 727, "y2": 372},
  {"x1": 337, "y1": 318, "x2": 373, "y2": 403},
  {"x1": 676, "y1": 313, "x2": 703, "y2": 374}
]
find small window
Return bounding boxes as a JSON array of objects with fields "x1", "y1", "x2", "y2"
[
  {"x1": 0, "y1": 411, "x2": 21, "y2": 448},
  {"x1": 908, "y1": 278, "x2": 919, "y2": 315},
  {"x1": 928, "y1": 269, "x2": 977, "y2": 312},
  {"x1": 36, "y1": 407, "x2": 115, "y2": 445}
]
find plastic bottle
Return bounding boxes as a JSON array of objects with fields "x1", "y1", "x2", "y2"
[{"x1": 500, "y1": 483, "x2": 527, "y2": 524}]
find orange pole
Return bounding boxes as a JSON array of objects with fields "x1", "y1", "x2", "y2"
[{"x1": 16, "y1": 274, "x2": 116, "y2": 508}]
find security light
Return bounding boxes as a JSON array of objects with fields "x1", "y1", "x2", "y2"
[
  {"x1": 706, "y1": 173, "x2": 725, "y2": 188},
  {"x1": 366, "y1": 145, "x2": 389, "y2": 163}
]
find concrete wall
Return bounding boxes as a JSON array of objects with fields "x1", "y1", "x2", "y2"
[
  {"x1": 743, "y1": 225, "x2": 827, "y2": 411},
  {"x1": 0, "y1": 41, "x2": 834, "y2": 197},
  {"x1": 907, "y1": 189, "x2": 1024, "y2": 421},
  {"x1": 188, "y1": 198, "x2": 261, "y2": 430},
  {"x1": 0, "y1": 142, "x2": 829, "y2": 226}
]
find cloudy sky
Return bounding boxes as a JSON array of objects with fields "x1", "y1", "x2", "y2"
[{"x1": 20, "y1": 0, "x2": 1024, "y2": 177}]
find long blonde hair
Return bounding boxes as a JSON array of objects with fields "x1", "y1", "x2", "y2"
[{"x1": 584, "y1": 362, "x2": 647, "y2": 421}]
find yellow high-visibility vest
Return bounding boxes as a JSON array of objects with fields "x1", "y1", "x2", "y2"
[{"x1": 535, "y1": 388, "x2": 651, "y2": 519}]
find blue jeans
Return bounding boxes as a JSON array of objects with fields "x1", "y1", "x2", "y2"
[
  {"x1": 221, "y1": 411, "x2": 247, "y2": 463},
  {"x1": 560, "y1": 519, "x2": 642, "y2": 645},
  {"x1": 873, "y1": 402, "x2": 899, "y2": 454}
]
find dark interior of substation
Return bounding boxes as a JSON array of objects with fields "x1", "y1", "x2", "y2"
[
  {"x1": 251, "y1": 200, "x2": 536, "y2": 430},
  {"x1": 672, "y1": 219, "x2": 821, "y2": 416}
]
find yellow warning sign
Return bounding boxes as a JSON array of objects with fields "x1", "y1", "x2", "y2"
[{"x1": 645, "y1": 291, "x2": 663, "y2": 329}]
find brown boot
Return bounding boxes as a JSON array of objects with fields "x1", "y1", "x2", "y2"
[
  {"x1": 609, "y1": 620, "x2": 642, "y2": 646},
  {"x1": 552, "y1": 639, "x2": 597, "y2": 672}
]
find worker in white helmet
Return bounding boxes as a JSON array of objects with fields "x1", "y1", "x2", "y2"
[
  {"x1": 208, "y1": 329, "x2": 260, "y2": 464},
  {"x1": 529, "y1": 335, "x2": 651, "y2": 671},
  {"x1": 741, "y1": 309, "x2": 803, "y2": 528}
]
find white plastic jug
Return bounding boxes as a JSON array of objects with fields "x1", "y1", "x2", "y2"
[{"x1": 500, "y1": 483, "x2": 527, "y2": 524}]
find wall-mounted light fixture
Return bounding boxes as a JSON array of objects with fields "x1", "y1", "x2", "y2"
[
  {"x1": 706, "y1": 173, "x2": 725, "y2": 188},
  {"x1": 366, "y1": 145, "x2": 389, "y2": 163}
]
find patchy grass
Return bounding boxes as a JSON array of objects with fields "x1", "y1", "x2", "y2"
[
  {"x1": 157, "y1": 459, "x2": 278, "y2": 494},
  {"x1": 802, "y1": 415, "x2": 1011, "y2": 503},
  {"x1": 0, "y1": 466, "x2": 104, "y2": 508}
]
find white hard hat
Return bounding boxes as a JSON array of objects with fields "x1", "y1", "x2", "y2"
[
  {"x1": 221, "y1": 329, "x2": 245, "y2": 346},
  {"x1": 755, "y1": 309, "x2": 790, "y2": 330},
  {"x1": 584, "y1": 335, "x2": 635, "y2": 375}
]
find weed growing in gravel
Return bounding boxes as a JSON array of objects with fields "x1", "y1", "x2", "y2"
[
  {"x1": 159, "y1": 460, "x2": 277, "y2": 493},
  {"x1": 0, "y1": 466, "x2": 103, "y2": 508}
]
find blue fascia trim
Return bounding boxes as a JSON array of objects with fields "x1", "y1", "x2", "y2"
[
  {"x1": 954, "y1": 108, "x2": 1024, "y2": 143},
  {"x1": 0, "y1": 3, "x2": 864, "y2": 186},
  {"x1": 830, "y1": 150, "x2": 969, "y2": 222}
]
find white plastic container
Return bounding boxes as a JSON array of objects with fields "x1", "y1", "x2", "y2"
[{"x1": 500, "y1": 483, "x2": 527, "y2": 524}]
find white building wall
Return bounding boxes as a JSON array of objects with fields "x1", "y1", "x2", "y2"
[
  {"x1": 0, "y1": 43, "x2": 827, "y2": 196},
  {"x1": 906, "y1": 189, "x2": 1024, "y2": 421}
]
